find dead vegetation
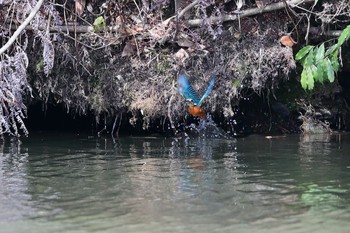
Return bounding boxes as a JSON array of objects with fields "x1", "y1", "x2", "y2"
[
  {"x1": 298, "y1": 102, "x2": 332, "y2": 134},
  {"x1": 1, "y1": 0, "x2": 350, "y2": 136}
]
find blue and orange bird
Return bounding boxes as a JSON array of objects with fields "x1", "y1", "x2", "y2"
[{"x1": 178, "y1": 73, "x2": 215, "y2": 119}]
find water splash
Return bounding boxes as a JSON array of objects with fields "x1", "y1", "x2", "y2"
[{"x1": 181, "y1": 115, "x2": 233, "y2": 140}]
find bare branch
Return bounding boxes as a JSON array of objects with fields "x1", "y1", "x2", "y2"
[
  {"x1": 0, "y1": 0, "x2": 44, "y2": 55},
  {"x1": 186, "y1": 0, "x2": 315, "y2": 26},
  {"x1": 308, "y1": 27, "x2": 344, "y2": 37},
  {"x1": 178, "y1": 0, "x2": 200, "y2": 19},
  {"x1": 6, "y1": 0, "x2": 316, "y2": 35}
]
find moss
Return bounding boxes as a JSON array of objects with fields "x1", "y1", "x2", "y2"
[{"x1": 35, "y1": 59, "x2": 44, "y2": 73}]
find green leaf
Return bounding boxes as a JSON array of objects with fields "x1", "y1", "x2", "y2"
[
  {"x1": 304, "y1": 48, "x2": 315, "y2": 66},
  {"x1": 310, "y1": 64, "x2": 320, "y2": 82},
  {"x1": 321, "y1": 59, "x2": 329, "y2": 81},
  {"x1": 93, "y1": 16, "x2": 106, "y2": 32},
  {"x1": 306, "y1": 66, "x2": 314, "y2": 90},
  {"x1": 233, "y1": 80, "x2": 239, "y2": 87},
  {"x1": 337, "y1": 25, "x2": 350, "y2": 47},
  {"x1": 301, "y1": 66, "x2": 314, "y2": 90},
  {"x1": 301, "y1": 68, "x2": 308, "y2": 90},
  {"x1": 325, "y1": 44, "x2": 338, "y2": 57},
  {"x1": 296, "y1": 26, "x2": 350, "y2": 90},
  {"x1": 94, "y1": 16, "x2": 105, "y2": 26},
  {"x1": 315, "y1": 43, "x2": 325, "y2": 63},
  {"x1": 330, "y1": 51, "x2": 340, "y2": 73},
  {"x1": 295, "y1": 45, "x2": 314, "y2": 61},
  {"x1": 35, "y1": 59, "x2": 44, "y2": 73},
  {"x1": 316, "y1": 62, "x2": 325, "y2": 82},
  {"x1": 325, "y1": 58, "x2": 335, "y2": 82}
]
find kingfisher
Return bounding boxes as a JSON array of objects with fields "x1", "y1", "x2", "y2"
[{"x1": 178, "y1": 73, "x2": 215, "y2": 119}]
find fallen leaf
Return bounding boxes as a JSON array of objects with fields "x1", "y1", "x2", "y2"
[
  {"x1": 120, "y1": 27, "x2": 144, "y2": 36},
  {"x1": 122, "y1": 42, "x2": 136, "y2": 57},
  {"x1": 176, "y1": 36, "x2": 195, "y2": 48},
  {"x1": 280, "y1": 35, "x2": 297, "y2": 47},
  {"x1": 255, "y1": 0, "x2": 265, "y2": 9},
  {"x1": 75, "y1": 0, "x2": 86, "y2": 16},
  {"x1": 174, "y1": 48, "x2": 189, "y2": 62}
]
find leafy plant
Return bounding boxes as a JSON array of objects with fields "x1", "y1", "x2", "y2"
[{"x1": 295, "y1": 25, "x2": 350, "y2": 90}]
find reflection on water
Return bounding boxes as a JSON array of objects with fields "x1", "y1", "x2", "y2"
[
  {"x1": 0, "y1": 133, "x2": 350, "y2": 233},
  {"x1": 298, "y1": 133, "x2": 333, "y2": 156}
]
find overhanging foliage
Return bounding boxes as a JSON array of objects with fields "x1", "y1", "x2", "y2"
[{"x1": 1, "y1": 0, "x2": 350, "y2": 136}]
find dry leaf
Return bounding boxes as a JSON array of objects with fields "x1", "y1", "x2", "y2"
[
  {"x1": 120, "y1": 27, "x2": 144, "y2": 36},
  {"x1": 75, "y1": 0, "x2": 86, "y2": 16},
  {"x1": 148, "y1": 26, "x2": 167, "y2": 40},
  {"x1": 255, "y1": 0, "x2": 265, "y2": 9},
  {"x1": 280, "y1": 35, "x2": 297, "y2": 47},
  {"x1": 176, "y1": 36, "x2": 195, "y2": 48},
  {"x1": 234, "y1": 32, "x2": 241, "y2": 39},
  {"x1": 174, "y1": 48, "x2": 189, "y2": 62},
  {"x1": 122, "y1": 42, "x2": 136, "y2": 57}
]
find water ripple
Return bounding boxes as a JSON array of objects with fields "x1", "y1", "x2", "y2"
[{"x1": 0, "y1": 133, "x2": 350, "y2": 232}]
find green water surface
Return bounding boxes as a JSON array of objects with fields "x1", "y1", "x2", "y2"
[{"x1": 0, "y1": 132, "x2": 350, "y2": 233}]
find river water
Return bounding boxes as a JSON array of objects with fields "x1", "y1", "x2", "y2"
[{"x1": 0, "y1": 132, "x2": 350, "y2": 233}]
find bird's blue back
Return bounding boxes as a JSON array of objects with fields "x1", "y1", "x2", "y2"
[{"x1": 178, "y1": 73, "x2": 215, "y2": 106}]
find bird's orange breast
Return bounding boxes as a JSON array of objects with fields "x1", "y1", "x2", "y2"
[{"x1": 188, "y1": 105, "x2": 206, "y2": 119}]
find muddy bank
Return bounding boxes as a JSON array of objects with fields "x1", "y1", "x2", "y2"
[{"x1": 1, "y1": 0, "x2": 350, "y2": 137}]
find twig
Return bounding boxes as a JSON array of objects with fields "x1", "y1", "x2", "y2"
[
  {"x1": 178, "y1": 0, "x2": 200, "y2": 19},
  {"x1": 163, "y1": 0, "x2": 201, "y2": 27},
  {"x1": 111, "y1": 112, "x2": 123, "y2": 138},
  {"x1": 172, "y1": 0, "x2": 180, "y2": 42},
  {"x1": 186, "y1": 0, "x2": 315, "y2": 26},
  {"x1": 111, "y1": 114, "x2": 118, "y2": 138},
  {"x1": 117, "y1": 112, "x2": 122, "y2": 136},
  {"x1": 5, "y1": 0, "x2": 316, "y2": 34},
  {"x1": 0, "y1": 0, "x2": 44, "y2": 55},
  {"x1": 322, "y1": 30, "x2": 344, "y2": 37},
  {"x1": 167, "y1": 83, "x2": 176, "y2": 131},
  {"x1": 4, "y1": 0, "x2": 315, "y2": 36},
  {"x1": 97, "y1": 114, "x2": 107, "y2": 137},
  {"x1": 305, "y1": 14, "x2": 311, "y2": 44},
  {"x1": 57, "y1": 43, "x2": 92, "y2": 75}
]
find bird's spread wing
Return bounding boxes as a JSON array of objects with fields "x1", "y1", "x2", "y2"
[
  {"x1": 198, "y1": 76, "x2": 215, "y2": 107},
  {"x1": 178, "y1": 74, "x2": 200, "y2": 105}
]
